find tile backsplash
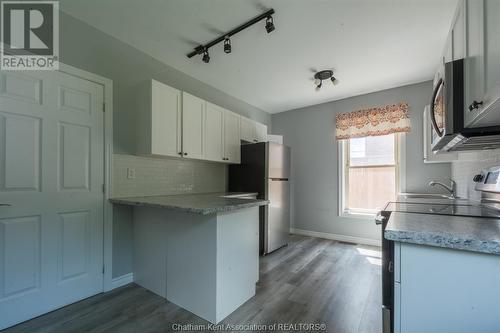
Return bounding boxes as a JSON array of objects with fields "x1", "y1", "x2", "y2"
[
  {"x1": 452, "y1": 150, "x2": 500, "y2": 201},
  {"x1": 112, "y1": 154, "x2": 227, "y2": 198}
]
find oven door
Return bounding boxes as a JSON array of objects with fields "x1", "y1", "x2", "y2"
[{"x1": 376, "y1": 212, "x2": 394, "y2": 333}]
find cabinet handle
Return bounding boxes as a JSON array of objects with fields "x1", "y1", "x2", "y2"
[
  {"x1": 0, "y1": 203, "x2": 11, "y2": 207},
  {"x1": 178, "y1": 152, "x2": 183, "y2": 156},
  {"x1": 468, "y1": 100, "x2": 484, "y2": 111},
  {"x1": 183, "y1": 152, "x2": 188, "y2": 156}
]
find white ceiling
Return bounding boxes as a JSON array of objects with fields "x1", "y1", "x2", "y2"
[{"x1": 60, "y1": 0, "x2": 458, "y2": 113}]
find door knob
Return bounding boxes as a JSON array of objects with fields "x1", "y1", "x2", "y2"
[{"x1": 468, "y1": 100, "x2": 484, "y2": 111}]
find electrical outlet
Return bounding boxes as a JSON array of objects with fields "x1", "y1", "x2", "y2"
[{"x1": 127, "y1": 168, "x2": 136, "y2": 179}]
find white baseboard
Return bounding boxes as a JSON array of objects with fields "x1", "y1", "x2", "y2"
[
  {"x1": 290, "y1": 228, "x2": 381, "y2": 247},
  {"x1": 110, "y1": 273, "x2": 134, "y2": 290}
]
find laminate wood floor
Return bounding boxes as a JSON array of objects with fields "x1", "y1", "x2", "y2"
[{"x1": 4, "y1": 235, "x2": 382, "y2": 333}]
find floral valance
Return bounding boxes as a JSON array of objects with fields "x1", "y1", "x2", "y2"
[{"x1": 335, "y1": 102, "x2": 411, "y2": 140}]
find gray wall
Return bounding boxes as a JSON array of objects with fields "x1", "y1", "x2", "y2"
[
  {"x1": 59, "y1": 12, "x2": 271, "y2": 278},
  {"x1": 272, "y1": 81, "x2": 451, "y2": 241}
]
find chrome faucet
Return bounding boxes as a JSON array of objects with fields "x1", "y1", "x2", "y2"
[{"x1": 428, "y1": 179, "x2": 457, "y2": 198}]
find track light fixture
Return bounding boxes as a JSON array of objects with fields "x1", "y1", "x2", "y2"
[
  {"x1": 224, "y1": 36, "x2": 231, "y2": 54},
  {"x1": 314, "y1": 70, "x2": 338, "y2": 90},
  {"x1": 187, "y1": 9, "x2": 275, "y2": 63},
  {"x1": 202, "y1": 49, "x2": 210, "y2": 63},
  {"x1": 265, "y1": 16, "x2": 275, "y2": 33}
]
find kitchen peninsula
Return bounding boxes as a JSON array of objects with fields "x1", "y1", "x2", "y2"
[{"x1": 110, "y1": 193, "x2": 269, "y2": 323}]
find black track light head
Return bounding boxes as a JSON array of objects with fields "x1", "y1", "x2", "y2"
[
  {"x1": 224, "y1": 36, "x2": 231, "y2": 54},
  {"x1": 202, "y1": 49, "x2": 210, "y2": 63},
  {"x1": 265, "y1": 16, "x2": 275, "y2": 33}
]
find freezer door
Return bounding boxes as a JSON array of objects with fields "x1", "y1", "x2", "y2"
[
  {"x1": 266, "y1": 179, "x2": 290, "y2": 253},
  {"x1": 268, "y1": 143, "x2": 290, "y2": 180}
]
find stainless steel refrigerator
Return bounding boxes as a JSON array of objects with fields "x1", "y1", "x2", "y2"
[{"x1": 228, "y1": 142, "x2": 291, "y2": 255}]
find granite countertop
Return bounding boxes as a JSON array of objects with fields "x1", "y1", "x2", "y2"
[
  {"x1": 385, "y1": 212, "x2": 500, "y2": 255},
  {"x1": 109, "y1": 192, "x2": 268, "y2": 215}
]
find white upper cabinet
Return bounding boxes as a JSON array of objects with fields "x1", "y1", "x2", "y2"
[
  {"x1": 464, "y1": 0, "x2": 500, "y2": 128},
  {"x1": 182, "y1": 92, "x2": 205, "y2": 159},
  {"x1": 137, "y1": 80, "x2": 268, "y2": 164},
  {"x1": 223, "y1": 110, "x2": 241, "y2": 164},
  {"x1": 254, "y1": 122, "x2": 268, "y2": 142},
  {"x1": 240, "y1": 117, "x2": 255, "y2": 143},
  {"x1": 136, "y1": 79, "x2": 182, "y2": 157},
  {"x1": 204, "y1": 102, "x2": 224, "y2": 162},
  {"x1": 240, "y1": 116, "x2": 268, "y2": 143}
]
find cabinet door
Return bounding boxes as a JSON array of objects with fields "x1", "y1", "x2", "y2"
[
  {"x1": 255, "y1": 122, "x2": 268, "y2": 142},
  {"x1": 223, "y1": 110, "x2": 241, "y2": 163},
  {"x1": 464, "y1": 0, "x2": 485, "y2": 127},
  {"x1": 452, "y1": 0, "x2": 465, "y2": 61},
  {"x1": 240, "y1": 117, "x2": 255, "y2": 143},
  {"x1": 483, "y1": 0, "x2": 500, "y2": 109},
  {"x1": 204, "y1": 102, "x2": 224, "y2": 162},
  {"x1": 150, "y1": 80, "x2": 182, "y2": 157},
  {"x1": 182, "y1": 92, "x2": 204, "y2": 159}
]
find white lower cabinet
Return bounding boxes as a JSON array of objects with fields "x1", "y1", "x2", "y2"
[{"x1": 395, "y1": 242, "x2": 500, "y2": 333}]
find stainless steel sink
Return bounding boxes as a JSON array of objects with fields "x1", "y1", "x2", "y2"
[{"x1": 398, "y1": 192, "x2": 458, "y2": 199}]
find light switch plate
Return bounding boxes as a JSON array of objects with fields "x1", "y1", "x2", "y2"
[{"x1": 127, "y1": 168, "x2": 136, "y2": 179}]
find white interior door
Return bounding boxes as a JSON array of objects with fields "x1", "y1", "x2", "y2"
[{"x1": 0, "y1": 69, "x2": 105, "y2": 329}]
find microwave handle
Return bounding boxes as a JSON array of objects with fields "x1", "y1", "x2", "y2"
[{"x1": 429, "y1": 78, "x2": 444, "y2": 137}]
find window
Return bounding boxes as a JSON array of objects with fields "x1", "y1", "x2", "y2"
[{"x1": 339, "y1": 133, "x2": 401, "y2": 217}]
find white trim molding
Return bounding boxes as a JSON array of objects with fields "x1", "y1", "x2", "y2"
[
  {"x1": 111, "y1": 273, "x2": 134, "y2": 290},
  {"x1": 290, "y1": 228, "x2": 381, "y2": 247},
  {"x1": 58, "y1": 63, "x2": 114, "y2": 292}
]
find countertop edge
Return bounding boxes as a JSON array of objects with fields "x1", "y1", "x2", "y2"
[
  {"x1": 109, "y1": 198, "x2": 269, "y2": 215},
  {"x1": 385, "y1": 229, "x2": 500, "y2": 256}
]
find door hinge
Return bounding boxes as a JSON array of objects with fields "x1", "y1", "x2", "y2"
[
  {"x1": 102, "y1": 103, "x2": 106, "y2": 112},
  {"x1": 102, "y1": 265, "x2": 105, "y2": 274},
  {"x1": 102, "y1": 184, "x2": 105, "y2": 194}
]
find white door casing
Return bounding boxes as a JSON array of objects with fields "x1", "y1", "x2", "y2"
[{"x1": 0, "y1": 69, "x2": 105, "y2": 329}]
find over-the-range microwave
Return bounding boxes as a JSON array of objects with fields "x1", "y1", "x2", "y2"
[{"x1": 430, "y1": 59, "x2": 500, "y2": 152}]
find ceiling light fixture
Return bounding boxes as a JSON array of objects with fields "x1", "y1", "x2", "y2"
[
  {"x1": 265, "y1": 16, "x2": 275, "y2": 33},
  {"x1": 202, "y1": 49, "x2": 210, "y2": 63},
  {"x1": 224, "y1": 36, "x2": 231, "y2": 54},
  {"x1": 187, "y1": 9, "x2": 275, "y2": 63},
  {"x1": 314, "y1": 70, "x2": 338, "y2": 90}
]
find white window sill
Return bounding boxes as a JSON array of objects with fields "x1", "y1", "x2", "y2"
[{"x1": 339, "y1": 210, "x2": 377, "y2": 221}]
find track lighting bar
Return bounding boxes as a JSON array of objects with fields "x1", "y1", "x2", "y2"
[{"x1": 187, "y1": 8, "x2": 275, "y2": 59}]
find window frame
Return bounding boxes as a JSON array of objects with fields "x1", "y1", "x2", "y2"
[{"x1": 338, "y1": 133, "x2": 406, "y2": 219}]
